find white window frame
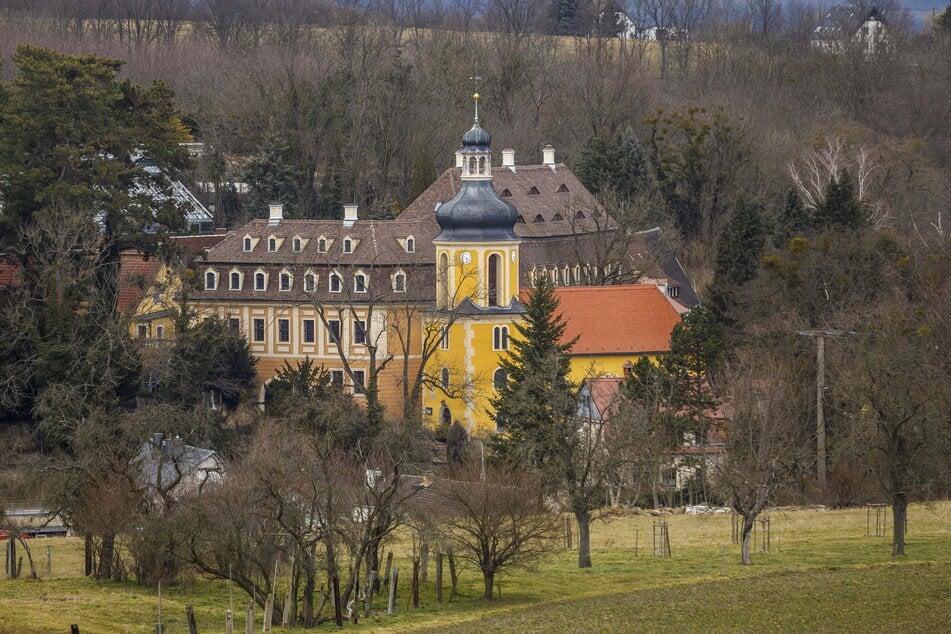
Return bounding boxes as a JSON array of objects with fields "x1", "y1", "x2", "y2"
[
  {"x1": 303, "y1": 272, "x2": 316, "y2": 293},
  {"x1": 254, "y1": 271, "x2": 267, "y2": 291},
  {"x1": 329, "y1": 272, "x2": 342, "y2": 293},
  {"x1": 229, "y1": 271, "x2": 242, "y2": 291},
  {"x1": 205, "y1": 270, "x2": 217, "y2": 290},
  {"x1": 354, "y1": 272, "x2": 367, "y2": 293},
  {"x1": 279, "y1": 271, "x2": 292, "y2": 291}
]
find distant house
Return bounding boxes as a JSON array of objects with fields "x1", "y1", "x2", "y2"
[
  {"x1": 135, "y1": 433, "x2": 223, "y2": 505},
  {"x1": 811, "y1": 5, "x2": 887, "y2": 54}
]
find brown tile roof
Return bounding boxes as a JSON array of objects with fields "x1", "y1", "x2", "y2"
[
  {"x1": 520, "y1": 285, "x2": 682, "y2": 356},
  {"x1": 171, "y1": 232, "x2": 228, "y2": 258},
  {"x1": 204, "y1": 218, "x2": 437, "y2": 266},
  {"x1": 117, "y1": 252, "x2": 164, "y2": 314},
  {"x1": 398, "y1": 165, "x2": 603, "y2": 237}
]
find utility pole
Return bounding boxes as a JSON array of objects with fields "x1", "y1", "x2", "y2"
[{"x1": 798, "y1": 329, "x2": 856, "y2": 489}]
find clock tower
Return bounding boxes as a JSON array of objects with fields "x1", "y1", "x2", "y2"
[{"x1": 427, "y1": 95, "x2": 524, "y2": 434}]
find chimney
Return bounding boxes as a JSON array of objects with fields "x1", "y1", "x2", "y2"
[
  {"x1": 501, "y1": 148, "x2": 516, "y2": 170},
  {"x1": 268, "y1": 202, "x2": 284, "y2": 226},
  {"x1": 542, "y1": 144, "x2": 556, "y2": 168},
  {"x1": 343, "y1": 203, "x2": 358, "y2": 227},
  {"x1": 455, "y1": 150, "x2": 464, "y2": 168}
]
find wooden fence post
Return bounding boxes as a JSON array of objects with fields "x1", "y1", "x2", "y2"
[
  {"x1": 46, "y1": 544, "x2": 52, "y2": 577},
  {"x1": 412, "y1": 559, "x2": 420, "y2": 608},
  {"x1": 365, "y1": 570, "x2": 377, "y2": 617},
  {"x1": 185, "y1": 604, "x2": 198, "y2": 634},
  {"x1": 70, "y1": 626, "x2": 80, "y2": 634},
  {"x1": 263, "y1": 594, "x2": 273, "y2": 633},
  {"x1": 225, "y1": 610, "x2": 233, "y2": 634},
  {"x1": 245, "y1": 602, "x2": 254, "y2": 634},
  {"x1": 384, "y1": 552, "x2": 393, "y2": 589},
  {"x1": 387, "y1": 568, "x2": 398, "y2": 615}
]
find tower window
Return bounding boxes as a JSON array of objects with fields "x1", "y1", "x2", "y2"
[
  {"x1": 439, "y1": 325, "x2": 449, "y2": 350},
  {"x1": 487, "y1": 253, "x2": 501, "y2": 307},
  {"x1": 493, "y1": 326, "x2": 509, "y2": 351},
  {"x1": 493, "y1": 368, "x2": 507, "y2": 390},
  {"x1": 441, "y1": 367, "x2": 450, "y2": 389}
]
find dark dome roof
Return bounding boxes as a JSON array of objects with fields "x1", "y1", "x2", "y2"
[
  {"x1": 462, "y1": 122, "x2": 491, "y2": 149},
  {"x1": 436, "y1": 180, "x2": 519, "y2": 242}
]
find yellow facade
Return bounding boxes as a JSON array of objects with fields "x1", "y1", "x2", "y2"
[{"x1": 129, "y1": 264, "x2": 180, "y2": 341}]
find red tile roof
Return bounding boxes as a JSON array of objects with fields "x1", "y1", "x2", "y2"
[
  {"x1": 117, "y1": 252, "x2": 164, "y2": 314},
  {"x1": 0, "y1": 262, "x2": 20, "y2": 290},
  {"x1": 520, "y1": 285, "x2": 682, "y2": 356}
]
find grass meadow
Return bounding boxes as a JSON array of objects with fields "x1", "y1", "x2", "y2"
[{"x1": 1, "y1": 502, "x2": 949, "y2": 633}]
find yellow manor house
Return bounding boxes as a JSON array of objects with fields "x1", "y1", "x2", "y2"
[{"x1": 149, "y1": 105, "x2": 694, "y2": 435}]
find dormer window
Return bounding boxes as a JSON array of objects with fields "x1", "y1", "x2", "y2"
[
  {"x1": 343, "y1": 238, "x2": 353, "y2": 253},
  {"x1": 405, "y1": 237, "x2": 415, "y2": 253},
  {"x1": 329, "y1": 272, "x2": 342, "y2": 293},
  {"x1": 354, "y1": 272, "x2": 367, "y2": 293},
  {"x1": 557, "y1": 183, "x2": 569, "y2": 193},
  {"x1": 516, "y1": 215, "x2": 525, "y2": 223},
  {"x1": 394, "y1": 271, "x2": 407, "y2": 292},
  {"x1": 254, "y1": 271, "x2": 266, "y2": 291},
  {"x1": 243, "y1": 237, "x2": 252, "y2": 251},
  {"x1": 229, "y1": 271, "x2": 242, "y2": 291},
  {"x1": 304, "y1": 272, "x2": 316, "y2": 293},
  {"x1": 317, "y1": 237, "x2": 327, "y2": 253},
  {"x1": 575, "y1": 210, "x2": 586, "y2": 220},
  {"x1": 500, "y1": 188, "x2": 512, "y2": 197},
  {"x1": 528, "y1": 186, "x2": 540, "y2": 195},
  {"x1": 268, "y1": 237, "x2": 277, "y2": 252},
  {"x1": 292, "y1": 237, "x2": 302, "y2": 252},
  {"x1": 204, "y1": 271, "x2": 217, "y2": 290},
  {"x1": 533, "y1": 214, "x2": 545, "y2": 223},
  {"x1": 280, "y1": 271, "x2": 292, "y2": 291},
  {"x1": 552, "y1": 213, "x2": 564, "y2": 221}
]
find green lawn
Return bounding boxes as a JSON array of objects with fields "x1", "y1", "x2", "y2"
[{"x1": 1, "y1": 503, "x2": 949, "y2": 633}]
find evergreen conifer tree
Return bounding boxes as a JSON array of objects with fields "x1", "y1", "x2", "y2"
[
  {"x1": 773, "y1": 189, "x2": 811, "y2": 248},
  {"x1": 490, "y1": 276, "x2": 577, "y2": 469},
  {"x1": 816, "y1": 172, "x2": 864, "y2": 230}
]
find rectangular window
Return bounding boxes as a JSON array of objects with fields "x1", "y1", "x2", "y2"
[
  {"x1": 230, "y1": 272, "x2": 241, "y2": 290},
  {"x1": 278, "y1": 318, "x2": 290, "y2": 343},
  {"x1": 327, "y1": 319, "x2": 341, "y2": 345},
  {"x1": 439, "y1": 325, "x2": 449, "y2": 350},
  {"x1": 330, "y1": 370, "x2": 344, "y2": 387},
  {"x1": 353, "y1": 370, "x2": 366, "y2": 394},
  {"x1": 303, "y1": 319, "x2": 315, "y2": 343},
  {"x1": 229, "y1": 317, "x2": 240, "y2": 333},
  {"x1": 137, "y1": 324, "x2": 148, "y2": 339},
  {"x1": 253, "y1": 318, "x2": 265, "y2": 342},
  {"x1": 354, "y1": 320, "x2": 367, "y2": 345},
  {"x1": 155, "y1": 326, "x2": 165, "y2": 340}
]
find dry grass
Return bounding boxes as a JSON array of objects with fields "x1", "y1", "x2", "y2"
[{"x1": 0, "y1": 502, "x2": 948, "y2": 633}]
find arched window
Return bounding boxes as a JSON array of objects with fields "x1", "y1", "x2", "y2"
[
  {"x1": 493, "y1": 326, "x2": 509, "y2": 350},
  {"x1": 478, "y1": 156, "x2": 486, "y2": 174},
  {"x1": 441, "y1": 367, "x2": 450, "y2": 389},
  {"x1": 493, "y1": 368, "x2": 507, "y2": 390},
  {"x1": 406, "y1": 237, "x2": 415, "y2": 253},
  {"x1": 304, "y1": 273, "x2": 316, "y2": 293},
  {"x1": 441, "y1": 405, "x2": 452, "y2": 427},
  {"x1": 243, "y1": 237, "x2": 252, "y2": 251},
  {"x1": 487, "y1": 253, "x2": 501, "y2": 307},
  {"x1": 438, "y1": 252, "x2": 450, "y2": 308},
  {"x1": 280, "y1": 272, "x2": 292, "y2": 291},
  {"x1": 343, "y1": 238, "x2": 353, "y2": 253},
  {"x1": 292, "y1": 237, "x2": 302, "y2": 252},
  {"x1": 329, "y1": 272, "x2": 342, "y2": 293},
  {"x1": 268, "y1": 237, "x2": 277, "y2": 252},
  {"x1": 394, "y1": 272, "x2": 406, "y2": 292},
  {"x1": 230, "y1": 272, "x2": 241, "y2": 290},
  {"x1": 317, "y1": 238, "x2": 327, "y2": 253},
  {"x1": 254, "y1": 272, "x2": 266, "y2": 291},
  {"x1": 205, "y1": 271, "x2": 216, "y2": 290},
  {"x1": 354, "y1": 273, "x2": 367, "y2": 293}
]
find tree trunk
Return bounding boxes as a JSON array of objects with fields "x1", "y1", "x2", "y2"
[
  {"x1": 482, "y1": 569, "x2": 495, "y2": 600},
  {"x1": 892, "y1": 494, "x2": 908, "y2": 557},
  {"x1": 740, "y1": 514, "x2": 756, "y2": 565},
  {"x1": 302, "y1": 569, "x2": 315, "y2": 626},
  {"x1": 98, "y1": 533, "x2": 115, "y2": 580},
  {"x1": 575, "y1": 509, "x2": 592, "y2": 569}
]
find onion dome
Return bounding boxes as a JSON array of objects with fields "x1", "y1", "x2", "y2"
[{"x1": 435, "y1": 180, "x2": 519, "y2": 242}]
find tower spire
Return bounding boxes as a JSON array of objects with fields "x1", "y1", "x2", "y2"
[{"x1": 469, "y1": 74, "x2": 482, "y2": 124}]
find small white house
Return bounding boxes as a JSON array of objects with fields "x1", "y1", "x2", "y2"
[{"x1": 811, "y1": 5, "x2": 888, "y2": 55}]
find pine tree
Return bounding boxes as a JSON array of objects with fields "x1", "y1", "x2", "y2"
[
  {"x1": 576, "y1": 129, "x2": 653, "y2": 201},
  {"x1": 490, "y1": 276, "x2": 577, "y2": 469},
  {"x1": 816, "y1": 172, "x2": 864, "y2": 230},
  {"x1": 773, "y1": 189, "x2": 811, "y2": 248}
]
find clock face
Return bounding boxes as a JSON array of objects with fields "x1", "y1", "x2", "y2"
[{"x1": 460, "y1": 251, "x2": 472, "y2": 264}]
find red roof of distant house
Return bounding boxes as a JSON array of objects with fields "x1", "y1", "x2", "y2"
[
  {"x1": 519, "y1": 285, "x2": 682, "y2": 355},
  {"x1": 170, "y1": 231, "x2": 227, "y2": 257},
  {"x1": 0, "y1": 262, "x2": 19, "y2": 290}
]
